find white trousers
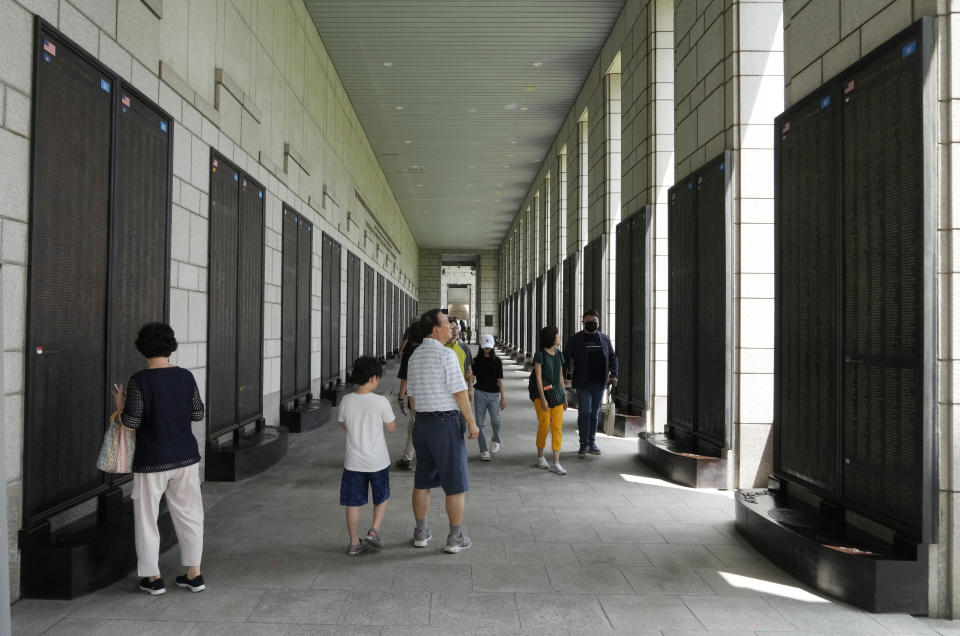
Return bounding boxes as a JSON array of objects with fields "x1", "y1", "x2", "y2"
[{"x1": 132, "y1": 463, "x2": 204, "y2": 577}]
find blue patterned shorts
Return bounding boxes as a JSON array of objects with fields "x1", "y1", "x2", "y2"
[{"x1": 340, "y1": 467, "x2": 390, "y2": 507}]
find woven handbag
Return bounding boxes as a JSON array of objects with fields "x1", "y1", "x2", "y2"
[{"x1": 96, "y1": 409, "x2": 135, "y2": 473}]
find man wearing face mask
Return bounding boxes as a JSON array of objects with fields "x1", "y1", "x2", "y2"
[{"x1": 563, "y1": 309, "x2": 619, "y2": 457}]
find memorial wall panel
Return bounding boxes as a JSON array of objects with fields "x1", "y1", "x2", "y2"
[
  {"x1": 775, "y1": 87, "x2": 839, "y2": 492},
  {"x1": 207, "y1": 155, "x2": 240, "y2": 437},
  {"x1": 25, "y1": 27, "x2": 114, "y2": 523},
  {"x1": 346, "y1": 253, "x2": 361, "y2": 368},
  {"x1": 668, "y1": 178, "x2": 697, "y2": 433},
  {"x1": 237, "y1": 177, "x2": 265, "y2": 423},
  {"x1": 840, "y1": 31, "x2": 924, "y2": 534},
  {"x1": 695, "y1": 159, "x2": 729, "y2": 447}
]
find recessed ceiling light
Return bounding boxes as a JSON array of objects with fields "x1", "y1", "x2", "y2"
[
  {"x1": 395, "y1": 105, "x2": 404, "y2": 110},
  {"x1": 469, "y1": 108, "x2": 477, "y2": 113},
  {"x1": 533, "y1": 62, "x2": 543, "y2": 67},
  {"x1": 416, "y1": 184, "x2": 423, "y2": 187},
  {"x1": 383, "y1": 61, "x2": 393, "y2": 67},
  {"x1": 410, "y1": 165, "x2": 419, "y2": 169},
  {"x1": 510, "y1": 140, "x2": 517, "y2": 144},
  {"x1": 404, "y1": 140, "x2": 412, "y2": 144},
  {"x1": 520, "y1": 106, "x2": 529, "y2": 111},
  {"x1": 504, "y1": 165, "x2": 510, "y2": 168},
  {"x1": 505, "y1": 154, "x2": 515, "y2": 158},
  {"x1": 524, "y1": 86, "x2": 536, "y2": 92}
]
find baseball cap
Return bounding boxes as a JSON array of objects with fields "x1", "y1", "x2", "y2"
[{"x1": 480, "y1": 334, "x2": 495, "y2": 349}]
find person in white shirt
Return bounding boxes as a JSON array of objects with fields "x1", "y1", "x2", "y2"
[
  {"x1": 407, "y1": 309, "x2": 480, "y2": 553},
  {"x1": 338, "y1": 356, "x2": 397, "y2": 556}
]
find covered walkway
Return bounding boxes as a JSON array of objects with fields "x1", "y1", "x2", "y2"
[{"x1": 12, "y1": 353, "x2": 943, "y2": 635}]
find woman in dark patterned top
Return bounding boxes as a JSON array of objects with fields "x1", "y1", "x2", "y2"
[{"x1": 111, "y1": 322, "x2": 207, "y2": 596}]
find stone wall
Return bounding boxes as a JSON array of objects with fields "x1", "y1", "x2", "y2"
[{"x1": 0, "y1": 0, "x2": 418, "y2": 600}]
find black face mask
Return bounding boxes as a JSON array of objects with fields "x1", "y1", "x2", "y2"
[{"x1": 584, "y1": 321, "x2": 599, "y2": 333}]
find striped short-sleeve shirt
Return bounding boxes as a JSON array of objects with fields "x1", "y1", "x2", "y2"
[{"x1": 407, "y1": 337, "x2": 468, "y2": 412}]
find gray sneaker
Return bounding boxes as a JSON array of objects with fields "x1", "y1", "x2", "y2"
[
  {"x1": 412, "y1": 526, "x2": 432, "y2": 548},
  {"x1": 347, "y1": 542, "x2": 368, "y2": 556},
  {"x1": 444, "y1": 533, "x2": 472, "y2": 554}
]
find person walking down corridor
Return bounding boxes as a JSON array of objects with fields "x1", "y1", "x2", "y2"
[
  {"x1": 564, "y1": 310, "x2": 618, "y2": 457},
  {"x1": 531, "y1": 326, "x2": 568, "y2": 475},
  {"x1": 339, "y1": 356, "x2": 397, "y2": 555},
  {"x1": 472, "y1": 333, "x2": 505, "y2": 461},
  {"x1": 407, "y1": 309, "x2": 480, "y2": 553},
  {"x1": 111, "y1": 322, "x2": 206, "y2": 596},
  {"x1": 395, "y1": 323, "x2": 423, "y2": 471},
  {"x1": 447, "y1": 320, "x2": 474, "y2": 394}
]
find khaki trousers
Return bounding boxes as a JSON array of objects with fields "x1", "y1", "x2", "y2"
[{"x1": 132, "y1": 463, "x2": 204, "y2": 577}]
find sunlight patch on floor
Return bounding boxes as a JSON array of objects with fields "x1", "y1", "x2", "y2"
[
  {"x1": 718, "y1": 571, "x2": 828, "y2": 603},
  {"x1": 618, "y1": 472, "x2": 734, "y2": 497}
]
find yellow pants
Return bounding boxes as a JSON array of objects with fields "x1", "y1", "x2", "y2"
[{"x1": 534, "y1": 400, "x2": 564, "y2": 451}]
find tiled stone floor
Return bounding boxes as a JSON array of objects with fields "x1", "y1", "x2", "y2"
[{"x1": 11, "y1": 351, "x2": 960, "y2": 634}]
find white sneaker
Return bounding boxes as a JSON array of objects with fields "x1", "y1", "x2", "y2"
[
  {"x1": 491, "y1": 442, "x2": 501, "y2": 454},
  {"x1": 535, "y1": 456, "x2": 549, "y2": 469},
  {"x1": 550, "y1": 462, "x2": 567, "y2": 475},
  {"x1": 480, "y1": 451, "x2": 491, "y2": 461}
]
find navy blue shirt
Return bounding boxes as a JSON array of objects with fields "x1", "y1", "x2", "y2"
[{"x1": 121, "y1": 367, "x2": 204, "y2": 473}]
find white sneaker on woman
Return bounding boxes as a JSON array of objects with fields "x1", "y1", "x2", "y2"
[
  {"x1": 550, "y1": 462, "x2": 567, "y2": 475},
  {"x1": 535, "y1": 456, "x2": 549, "y2": 469}
]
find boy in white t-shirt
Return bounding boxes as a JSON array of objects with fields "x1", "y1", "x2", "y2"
[{"x1": 339, "y1": 356, "x2": 398, "y2": 555}]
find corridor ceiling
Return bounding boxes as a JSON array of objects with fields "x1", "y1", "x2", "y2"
[{"x1": 303, "y1": 0, "x2": 626, "y2": 250}]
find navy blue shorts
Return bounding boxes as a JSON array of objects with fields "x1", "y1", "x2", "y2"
[
  {"x1": 412, "y1": 411, "x2": 469, "y2": 495},
  {"x1": 340, "y1": 467, "x2": 390, "y2": 507}
]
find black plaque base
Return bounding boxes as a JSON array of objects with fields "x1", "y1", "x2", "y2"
[
  {"x1": 280, "y1": 399, "x2": 331, "y2": 433},
  {"x1": 19, "y1": 488, "x2": 176, "y2": 599},
  {"x1": 609, "y1": 413, "x2": 647, "y2": 438},
  {"x1": 637, "y1": 432, "x2": 726, "y2": 488},
  {"x1": 735, "y1": 490, "x2": 928, "y2": 614},
  {"x1": 205, "y1": 426, "x2": 288, "y2": 482},
  {"x1": 321, "y1": 384, "x2": 352, "y2": 407}
]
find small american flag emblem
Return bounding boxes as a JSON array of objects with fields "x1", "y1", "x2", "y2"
[{"x1": 43, "y1": 40, "x2": 56, "y2": 56}]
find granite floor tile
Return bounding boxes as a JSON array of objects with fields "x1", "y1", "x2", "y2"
[
  {"x1": 198, "y1": 555, "x2": 323, "y2": 589},
  {"x1": 609, "y1": 506, "x2": 676, "y2": 524},
  {"x1": 311, "y1": 561, "x2": 397, "y2": 590},
  {"x1": 639, "y1": 543, "x2": 726, "y2": 567},
  {"x1": 67, "y1": 579, "x2": 177, "y2": 620},
  {"x1": 766, "y1": 597, "x2": 894, "y2": 633},
  {"x1": 9, "y1": 598, "x2": 76, "y2": 635},
  {"x1": 504, "y1": 542, "x2": 578, "y2": 565},
  {"x1": 472, "y1": 564, "x2": 552, "y2": 592},
  {"x1": 599, "y1": 595, "x2": 704, "y2": 631},
  {"x1": 157, "y1": 587, "x2": 267, "y2": 623},
  {"x1": 515, "y1": 593, "x2": 612, "y2": 631},
  {"x1": 44, "y1": 618, "x2": 198, "y2": 635},
  {"x1": 570, "y1": 542, "x2": 652, "y2": 566},
  {"x1": 682, "y1": 595, "x2": 798, "y2": 631},
  {"x1": 429, "y1": 591, "x2": 520, "y2": 628},
  {"x1": 592, "y1": 522, "x2": 666, "y2": 544},
  {"x1": 545, "y1": 565, "x2": 633, "y2": 594},
  {"x1": 283, "y1": 624, "x2": 382, "y2": 635},
  {"x1": 620, "y1": 566, "x2": 716, "y2": 596},
  {"x1": 394, "y1": 563, "x2": 473, "y2": 591},
  {"x1": 338, "y1": 589, "x2": 431, "y2": 626},
  {"x1": 190, "y1": 622, "x2": 289, "y2": 635},
  {"x1": 530, "y1": 521, "x2": 600, "y2": 543},
  {"x1": 654, "y1": 523, "x2": 734, "y2": 544}
]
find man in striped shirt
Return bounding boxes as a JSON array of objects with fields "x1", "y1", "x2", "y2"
[{"x1": 407, "y1": 309, "x2": 480, "y2": 553}]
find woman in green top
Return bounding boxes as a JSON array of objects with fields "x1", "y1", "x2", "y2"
[{"x1": 532, "y1": 326, "x2": 568, "y2": 475}]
